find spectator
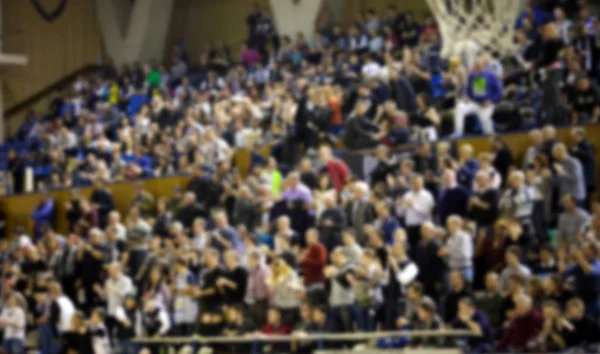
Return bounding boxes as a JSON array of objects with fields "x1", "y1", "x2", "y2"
[
  {"x1": 469, "y1": 170, "x2": 500, "y2": 229},
  {"x1": 400, "y1": 175, "x2": 435, "y2": 252},
  {"x1": 437, "y1": 169, "x2": 470, "y2": 226},
  {"x1": 450, "y1": 297, "x2": 494, "y2": 353},
  {"x1": 345, "y1": 182, "x2": 376, "y2": 245},
  {"x1": 496, "y1": 293, "x2": 543, "y2": 352},
  {"x1": 32, "y1": 193, "x2": 55, "y2": 239},
  {"x1": 569, "y1": 127, "x2": 596, "y2": 207},
  {"x1": 453, "y1": 57, "x2": 503, "y2": 136},
  {"x1": 500, "y1": 246, "x2": 532, "y2": 292},
  {"x1": 561, "y1": 242, "x2": 600, "y2": 317},
  {"x1": 552, "y1": 142, "x2": 587, "y2": 204},
  {"x1": 414, "y1": 222, "x2": 447, "y2": 300},
  {"x1": 0, "y1": 293, "x2": 26, "y2": 354},
  {"x1": 557, "y1": 194, "x2": 590, "y2": 245}
]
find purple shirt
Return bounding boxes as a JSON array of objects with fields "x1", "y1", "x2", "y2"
[{"x1": 281, "y1": 184, "x2": 313, "y2": 205}]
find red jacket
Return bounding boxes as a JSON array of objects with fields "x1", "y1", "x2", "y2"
[
  {"x1": 496, "y1": 310, "x2": 542, "y2": 351},
  {"x1": 301, "y1": 242, "x2": 328, "y2": 285},
  {"x1": 327, "y1": 159, "x2": 350, "y2": 192},
  {"x1": 261, "y1": 322, "x2": 292, "y2": 335}
]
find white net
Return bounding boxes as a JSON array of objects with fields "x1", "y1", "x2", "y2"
[{"x1": 427, "y1": 0, "x2": 526, "y2": 59}]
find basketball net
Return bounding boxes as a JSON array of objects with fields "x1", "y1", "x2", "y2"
[{"x1": 427, "y1": 0, "x2": 525, "y2": 60}]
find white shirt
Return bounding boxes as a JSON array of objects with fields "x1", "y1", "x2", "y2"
[
  {"x1": 362, "y1": 62, "x2": 383, "y2": 79},
  {"x1": 109, "y1": 222, "x2": 126, "y2": 241},
  {"x1": 0, "y1": 306, "x2": 26, "y2": 340},
  {"x1": 105, "y1": 274, "x2": 135, "y2": 316},
  {"x1": 401, "y1": 188, "x2": 435, "y2": 226}
]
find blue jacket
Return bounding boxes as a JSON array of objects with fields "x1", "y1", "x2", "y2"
[
  {"x1": 379, "y1": 216, "x2": 400, "y2": 245},
  {"x1": 437, "y1": 186, "x2": 470, "y2": 225},
  {"x1": 466, "y1": 70, "x2": 503, "y2": 104},
  {"x1": 457, "y1": 159, "x2": 480, "y2": 191},
  {"x1": 32, "y1": 199, "x2": 55, "y2": 234}
]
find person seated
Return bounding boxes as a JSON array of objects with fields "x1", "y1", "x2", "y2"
[
  {"x1": 454, "y1": 57, "x2": 503, "y2": 136},
  {"x1": 569, "y1": 75, "x2": 600, "y2": 124}
]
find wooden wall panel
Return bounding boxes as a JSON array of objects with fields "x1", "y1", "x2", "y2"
[
  {"x1": 166, "y1": 0, "x2": 432, "y2": 64},
  {"x1": 2, "y1": 0, "x2": 103, "y2": 110}
]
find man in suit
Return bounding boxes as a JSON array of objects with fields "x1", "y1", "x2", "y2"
[
  {"x1": 345, "y1": 181, "x2": 376, "y2": 245},
  {"x1": 437, "y1": 169, "x2": 470, "y2": 226}
]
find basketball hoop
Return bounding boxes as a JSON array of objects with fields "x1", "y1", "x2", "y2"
[{"x1": 427, "y1": 0, "x2": 525, "y2": 59}]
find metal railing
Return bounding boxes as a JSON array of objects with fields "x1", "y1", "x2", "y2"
[{"x1": 132, "y1": 329, "x2": 475, "y2": 344}]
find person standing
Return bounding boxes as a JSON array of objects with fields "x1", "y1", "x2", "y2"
[
  {"x1": 0, "y1": 294, "x2": 26, "y2": 354},
  {"x1": 400, "y1": 175, "x2": 435, "y2": 254}
]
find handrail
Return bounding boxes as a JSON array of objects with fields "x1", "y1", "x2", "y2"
[
  {"x1": 131, "y1": 329, "x2": 475, "y2": 344},
  {"x1": 3, "y1": 64, "x2": 100, "y2": 119}
]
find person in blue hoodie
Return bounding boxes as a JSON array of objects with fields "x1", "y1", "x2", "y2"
[
  {"x1": 31, "y1": 193, "x2": 55, "y2": 240},
  {"x1": 454, "y1": 58, "x2": 503, "y2": 136}
]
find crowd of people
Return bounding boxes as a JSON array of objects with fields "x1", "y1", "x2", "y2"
[
  {"x1": 1, "y1": 1, "x2": 600, "y2": 354},
  {"x1": 2, "y1": 0, "x2": 599, "y2": 195}
]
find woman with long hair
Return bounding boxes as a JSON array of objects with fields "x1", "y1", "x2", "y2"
[
  {"x1": 143, "y1": 266, "x2": 172, "y2": 311},
  {"x1": 266, "y1": 258, "x2": 304, "y2": 325}
]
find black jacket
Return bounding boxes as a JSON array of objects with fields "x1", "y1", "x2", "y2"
[{"x1": 343, "y1": 115, "x2": 379, "y2": 149}]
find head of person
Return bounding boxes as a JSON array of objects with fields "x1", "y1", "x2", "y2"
[
  {"x1": 485, "y1": 272, "x2": 500, "y2": 292},
  {"x1": 305, "y1": 228, "x2": 319, "y2": 246},
  {"x1": 223, "y1": 249, "x2": 239, "y2": 270},
  {"x1": 471, "y1": 58, "x2": 485, "y2": 74},
  {"x1": 505, "y1": 245, "x2": 522, "y2": 268},
  {"x1": 459, "y1": 144, "x2": 474, "y2": 161},
  {"x1": 204, "y1": 248, "x2": 220, "y2": 268},
  {"x1": 411, "y1": 175, "x2": 424, "y2": 191},
  {"x1": 90, "y1": 308, "x2": 105, "y2": 325},
  {"x1": 107, "y1": 262, "x2": 122, "y2": 279},
  {"x1": 442, "y1": 169, "x2": 456, "y2": 188},
  {"x1": 458, "y1": 297, "x2": 476, "y2": 319},
  {"x1": 247, "y1": 250, "x2": 262, "y2": 269},
  {"x1": 267, "y1": 308, "x2": 282, "y2": 326},
  {"x1": 509, "y1": 170, "x2": 525, "y2": 189},
  {"x1": 449, "y1": 270, "x2": 465, "y2": 291},
  {"x1": 342, "y1": 229, "x2": 356, "y2": 246},
  {"x1": 514, "y1": 293, "x2": 533, "y2": 317},
  {"x1": 375, "y1": 145, "x2": 389, "y2": 161},
  {"x1": 565, "y1": 297, "x2": 586, "y2": 320},
  {"x1": 214, "y1": 211, "x2": 229, "y2": 229},
  {"x1": 571, "y1": 126, "x2": 586, "y2": 144},
  {"x1": 577, "y1": 74, "x2": 591, "y2": 91},
  {"x1": 277, "y1": 215, "x2": 291, "y2": 232},
  {"x1": 475, "y1": 170, "x2": 490, "y2": 190},
  {"x1": 446, "y1": 215, "x2": 463, "y2": 235},
  {"x1": 312, "y1": 306, "x2": 327, "y2": 324},
  {"x1": 580, "y1": 241, "x2": 598, "y2": 262},
  {"x1": 552, "y1": 143, "x2": 568, "y2": 162},
  {"x1": 529, "y1": 129, "x2": 543, "y2": 146},
  {"x1": 407, "y1": 282, "x2": 424, "y2": 301},
  {"x1": 417, "y1": 298, "x2": 437, "y2": 322},
  {"x1": 331, "y1": 247, "x2": 348, "y2": 266},
  {"x1": 353, "y1": 181, "x2": 370, "y2": 199},
  {"x1": 318, "y1": 146, "x2": 333, "y2": 163},
  {"x1": 421, "y1": 221, "x2": 436, "y2": 241},
  {"x1": 401, "y1": 159, "x2": 414, "y2": 176},
  {"x1": 287, "y1": 172, "x2": 301, "y2": 188}
]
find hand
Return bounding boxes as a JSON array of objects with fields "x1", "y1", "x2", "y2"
[
  {"x1": 322, "y1": 219, "x2": 333, "y2": 227},
  {"x1": 403, "y1": 199, "x2": 413, "y2": 208},
  {"x1": 93, "y1": 283, "x2": 103, "y2": 294},
  {"x1": 437, "y1": 248, "x2": 448, "y2": 257},
  {"x1": 481, "y1": 100, "x2": 492, "y2": 107},
  {"x1": 469, "y1": 196, "x2": 480, "y2": 207},
  {"x1": 396, "y1": 316, "x2": 409, "y2": 328},
  {"x1": 553, "y1": 163, "x2": 564, "y2": 175}
]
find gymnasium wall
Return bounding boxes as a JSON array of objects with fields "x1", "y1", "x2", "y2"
[
  {"x1": 1, "y1": 0, "x2": 103, "y2": 115},
  {"x1": 165, "y1": 0, "x2": 432, "y2": 65}
]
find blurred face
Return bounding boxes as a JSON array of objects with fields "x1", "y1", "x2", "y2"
[
  {"x1": 578, "y1": 77, "x2": 590, "y2": 90},
  {"x1": 450, "y1": 272, "x2": 463, "y2": 289},
  {"x1": 411, "y1": 177, "x2": 423, "y2": 191},
  {"x1": 515, "y1": 297, "x2": 530, "y2": 315},
  {"x1": 267, "y1": 309, "x2": 281, "y2": 325},
  {"x1": 505, "y1": 252, "x2": 518, "y2": 267},
  {"x1": 566, "y1": 302, "x2": 584, "y2": 319},
  {"x1": 485, "y1": 273, "x2": 499, "y2": 291}
]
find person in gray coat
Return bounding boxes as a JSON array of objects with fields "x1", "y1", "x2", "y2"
[
  {"x1": 552, "y1": 143, "x2": 586, "y2": 204},
  {"x1": 557, "y1": 194, "x2": 590, "y2": 245}
]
